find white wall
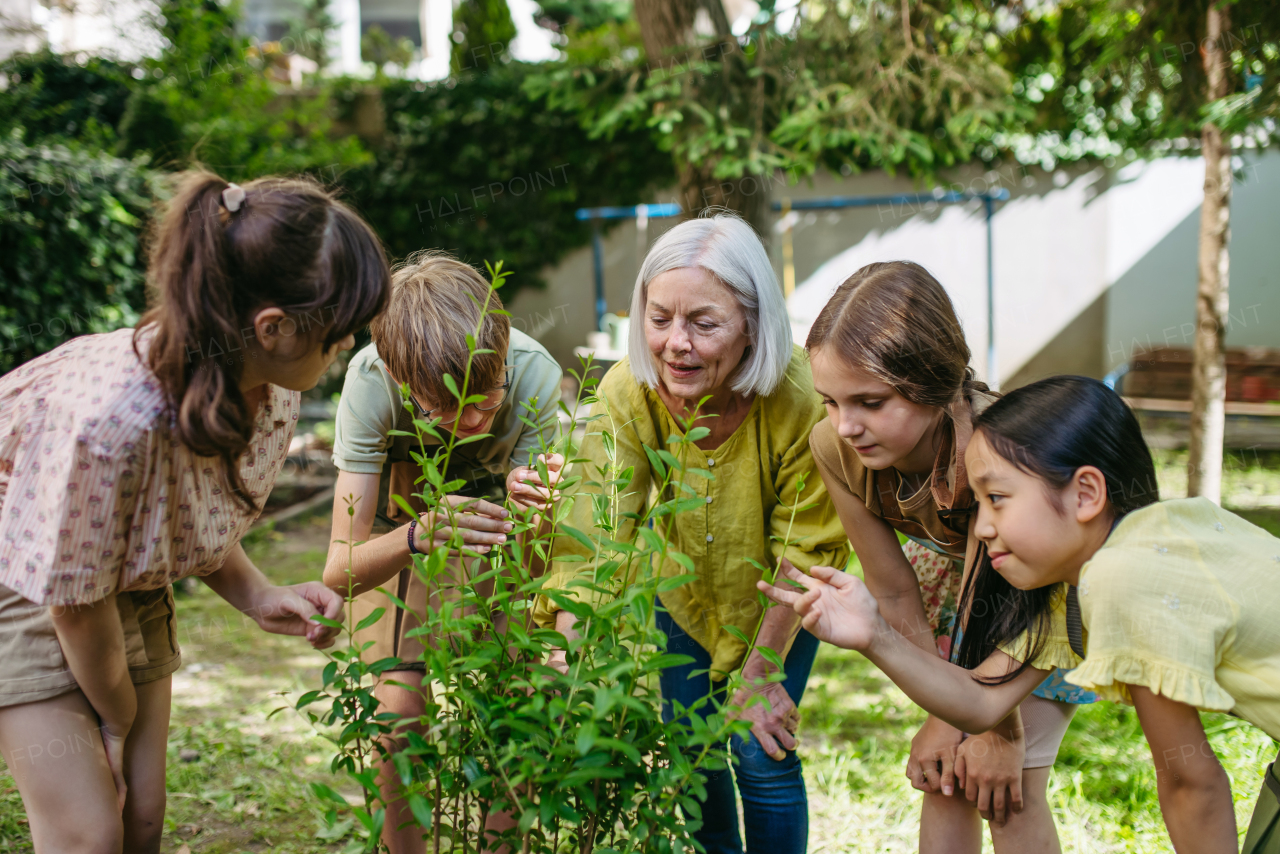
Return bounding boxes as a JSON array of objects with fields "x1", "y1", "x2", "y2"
[
  {"x1": 512, "y1": 152, "x2": 1280, "y2": 383},
  {"x1": 1105, "y1": 151, "x2": 1280, "y2": 371},
  {"x1": 4, "y1": 0, "x2": 164, "y2": 61}
]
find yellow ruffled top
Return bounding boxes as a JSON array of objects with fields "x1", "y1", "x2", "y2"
[
  {"x1": 532, "y1": 348, "x2": 850, "y2": 679},
  {"x1": 1003, "y1": 498, "x2": 1280, "y2": 740}
]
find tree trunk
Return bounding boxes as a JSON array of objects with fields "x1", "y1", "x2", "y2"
[
  {"x1": 635, "y1": 0, "x2": 763, "y2": 224},
  {"x1": 1187, "y1": 3, "x2": 1232, "y2": 503},
  {"x1": 633, "y1": 0, "x2": 697, "y2": 69},
  {"x1": 677, "y1": 163, "x2": 770, "y2": 231}
]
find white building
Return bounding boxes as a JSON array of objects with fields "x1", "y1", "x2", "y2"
[
  {"x1": 0, "y1": 0, "x2": 556, "y2": 79},
  {"x1": 0, "y1": 0, "x2": 163, "y2": 61}
]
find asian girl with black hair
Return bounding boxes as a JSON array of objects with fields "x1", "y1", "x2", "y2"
[{"x1": 762, "y1": 375, "x2": 1280, "y2": 854}]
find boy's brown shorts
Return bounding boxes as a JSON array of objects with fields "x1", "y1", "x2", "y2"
[
  {"x1": 0, "y1": 583, "x2": 182, "y2": 708},
  {"x1": 350, "y1": 554, "x2": 491, "y2": 671}
]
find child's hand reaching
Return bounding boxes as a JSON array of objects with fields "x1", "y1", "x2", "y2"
[
  {"x1": 756, "y1": 559, "x2": 885, "y2": 652},
  {"x1": 507, "y1": 453, "x2": 564, "y2": 513}
]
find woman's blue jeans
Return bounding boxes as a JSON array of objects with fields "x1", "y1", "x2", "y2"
[{"x1": 655, "y1": 604, "x2": 819, "y2": 854}]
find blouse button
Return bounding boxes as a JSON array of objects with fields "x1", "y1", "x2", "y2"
[
  {"x1": 706, "y1": 534, "x2": 714, "y2": 543},
  {"x1": 707, "y1": 459, "x2": 715, "y2": 467},
  {"x1": 705, "y1": 496, "x2": 712, "y2": 504}
]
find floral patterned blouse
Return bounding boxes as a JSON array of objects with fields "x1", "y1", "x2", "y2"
[
  {"x1": 0, "y1": 328, "x2": 298, "y2": 606},
  {"x1": 903, "y1": 538, "x2": 1095, "y2": 704}
]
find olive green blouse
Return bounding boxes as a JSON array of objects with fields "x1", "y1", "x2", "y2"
[{"x1": 533, "y1": 347, "x2": 850, "y2": 678}]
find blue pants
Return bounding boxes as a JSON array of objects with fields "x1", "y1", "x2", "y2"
[{"x1": 655, "y1": 605, "x2": 819, "y2": 854}]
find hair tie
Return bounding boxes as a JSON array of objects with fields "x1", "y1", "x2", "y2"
[{"x1": 221, "y1": 183, "x2": 246, "y2": 213}]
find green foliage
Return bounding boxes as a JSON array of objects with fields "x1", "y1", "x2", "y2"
[
  {"x1": 114, "y1": 0, "x2": 369, "y2": 177},
  {"x1": 452, "y1": 0, "x2": 518, "y2": 74},
  {"x1": 558, "y1": 18, "x2": 645, "y2": 67},
  {"x1": 341, "y1": 62, "x2": 673, "y2": 294},
  {"x1": 536, "y1": 0, "x2": 633, "y2": 35},
  {"x1": 0, "y1": 0, "x2": 369, "y2": 179},
  {"x1": 0, "y1": 50, "x2": 135, "y2": 149},
  {"x1": 362, "y1": 25, "x2": 416, "y2": 78},
  {"x1": 301, "y1": 263, "x2": 803, "y2": 852},
  {"x1": 0, "y1": 135, "x2": 162, "y2": 372},
  {"x1": 286, "y1": 0, "x2": 339, "y2": 70},
  {"x1": 986, "y1": 0, "x2": 1280, "y2": 168},
  {"x1": 529, "y1": 0, "x2": 1027, "y2": 193}
]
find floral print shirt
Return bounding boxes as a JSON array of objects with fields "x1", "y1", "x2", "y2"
[
  {"x1": 903, "y1": 538, "x2": 1095, "y2": 704},
  {"x1": 0, "y1": 328, "x2": 298, "y2": 606}
]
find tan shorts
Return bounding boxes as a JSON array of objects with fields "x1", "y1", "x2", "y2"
[
  {"x1": 960, "y1": 693, "x2": 1076, "y2": 770},
  {"x1": 1018, "y1": 694, "x2": 1077, "y2": 769},
  {"x1": 351, "y1": 566, "x2": 432, "y2": 671},
  {"x1": 351, "y1": 553, "x2": 493, "y2": 671},
  {"x1": 0, "y1": 583, "x2": 182, "y2": 709}
]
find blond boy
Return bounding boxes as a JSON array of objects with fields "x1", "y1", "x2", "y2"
[{"x1": 322, "y1": 251, "x2": 562, "y2": 854}]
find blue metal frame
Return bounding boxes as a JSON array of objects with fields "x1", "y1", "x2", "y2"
[
  {"x1": 574, "y1": 191, "x2": 1009, "y2": 384},
  {"x1": 575, "y1": 204, "x2": 683, "y2": 331}
]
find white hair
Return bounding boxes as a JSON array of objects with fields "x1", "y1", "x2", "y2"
[{"x1": 627, "y1": 213, "x2": 792, "y2": 396}]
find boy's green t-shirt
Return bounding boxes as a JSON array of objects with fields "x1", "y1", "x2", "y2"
[{"x1": 332, "y1": 328, "x2": 563, "y2": 478}]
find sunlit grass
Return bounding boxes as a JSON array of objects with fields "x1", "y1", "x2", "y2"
[
  {"x1": 801, "y1": 643, "x2": 1278, "y2": 853},
  {"x1": 2, "y1": 453, "x2": 1278, "y2": 854}
]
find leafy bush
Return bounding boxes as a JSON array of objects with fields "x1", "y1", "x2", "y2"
[
  {"x1": 451, "y1": 0, "x2": 517, "y2": 74},
  {"x1": 341, "y1": 62, "x2": 673, "y2": 296},
  {"x1": 300, "y1": 265, "x2": 801, "y2": 852},
  {"x1": 0, "y1": 50, "x2": 135, "y2": 149},
  {"x1": 0, "y1": 136, "x2": 162, "y2": 372},
  {"x1": 116, "y1": 0, "x2": 370, "y2": 177}
]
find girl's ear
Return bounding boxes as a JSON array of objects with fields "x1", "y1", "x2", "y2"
[
  {"x1": 1073, "y1": 465, "x2": 1110, "y2": 524},
  {"x1": 249, "y1": 307, "x2": 292, "y2": 353}
]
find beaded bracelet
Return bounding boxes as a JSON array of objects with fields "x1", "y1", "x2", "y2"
[{"x1": 407, "y1": 518, "x2": 421, "y2": 556}]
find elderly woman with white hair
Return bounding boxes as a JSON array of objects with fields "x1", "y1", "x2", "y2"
[{"x1": 533, "y1": 214, "x2": 849, "y2": 854}]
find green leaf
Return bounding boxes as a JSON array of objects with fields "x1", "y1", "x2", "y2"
[
  {"x1": 657, "y1": 573, "x2": 696, "y2": 592},
  {"x1": 642, "y1": 444, "x2": 668, "y2": 479},
  {"x1": 407, "y1": 793, "x2": 434, "y2": 829},
  {"x1": 310, "y1": 782, "x2": 348, "y2": 806},
  {"x1": 354, "y1": 607, "x2": 387, "y2": 633},
  {"x1": 758, "y1": 647, "x2": 785, "y2": 673}
]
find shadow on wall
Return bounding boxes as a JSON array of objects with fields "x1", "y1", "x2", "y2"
[{"x1": 1104, "y1": 152, "x2": 1279, "y2": 376}]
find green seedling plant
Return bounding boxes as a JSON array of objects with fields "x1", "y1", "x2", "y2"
[{"x1": 299, "y1": 261, "x2": 818, "y2": 853}]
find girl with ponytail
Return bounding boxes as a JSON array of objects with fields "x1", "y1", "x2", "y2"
[
  {"x1": 0, "y1": 171, "x2": 389, "y2": 852},
  {"x1": 762, "y1": 376, "x2": 1280, "y2": 854},
  {"x1": 802, "y1": 262, "x2": 1090, "y2": 853}
]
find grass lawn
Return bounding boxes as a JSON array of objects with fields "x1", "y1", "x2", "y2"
[{"x1": 1, "y1": 451, "x2": 1278, "y2": 852}]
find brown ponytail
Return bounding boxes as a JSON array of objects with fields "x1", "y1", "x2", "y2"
[
  {"x1": 136, "y1": 171, "x2": 390, "y2": 510},
  {"x1": 804, "y1": 261, "x2": 991, "y2": 409}
]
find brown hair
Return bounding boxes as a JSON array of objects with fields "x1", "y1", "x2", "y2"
[
  {"x1": 370, "y1": 251, "x2": 510, "y2": 406},
  {"x1": 138, "y1": 171, "x2": 390, "y2": 509},
  {"x1": 805, "y1": 261, "x2": 990, "y2": 408}
]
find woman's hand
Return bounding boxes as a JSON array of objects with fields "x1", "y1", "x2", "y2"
[
  {"x1": 954, "y1": 713, "x2": 1026, "y2": 826},
  {"x1": 756, "y1": 559, "x2": 884, "y2": 652},
  {"x1": 729, "y1": 680, "x2": 800, "y2": 761},
  {"x1": 907, "y1": 715, "x2": 963, "y2": 797},
  {"x1": 250, "y1": 582, "x2": 345, "y2": 649},
  {"x1": 506, "y1": 453, "x2": 564, "y2": 512},
  {"x1": 419, "y1": 495, "x2": 512, "y2": 554}
]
